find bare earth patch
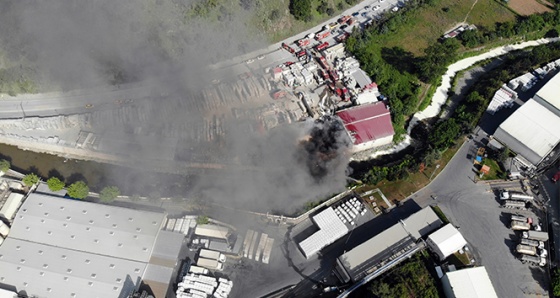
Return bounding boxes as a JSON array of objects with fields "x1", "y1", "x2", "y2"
[{"x1": 508, "y1": 0, "x2": 552, "y2": 16}]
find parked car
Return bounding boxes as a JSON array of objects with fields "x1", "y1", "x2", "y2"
[{"x1": 552, "y1": 171, "x2": 560, "y2": 183}]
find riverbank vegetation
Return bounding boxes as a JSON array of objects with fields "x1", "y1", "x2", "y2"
[
  {"x1": 352, "y1": 41, "x2": 560, "y2": 193},
  {"x1": 350, "y1": 252, "x2": 441, "y2": 298}
]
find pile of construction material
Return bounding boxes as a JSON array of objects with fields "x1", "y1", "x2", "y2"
[{"x1": 176, "y1": 273, "x2": 233, "y2": 298}]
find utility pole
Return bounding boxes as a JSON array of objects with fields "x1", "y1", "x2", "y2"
[{"x1": 429, "y1": 164, "x2": 441, "y2": 181}]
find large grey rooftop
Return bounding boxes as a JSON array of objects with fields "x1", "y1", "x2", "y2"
[
  {"x1": 10, "y1": 193, "x2": 165, "y2": 262},
  {"x1": 0, "y1": 193, "x2": 180, "y2": 298},
  {"x1": 0, "y1": 238, "x2": 144, "y2": 298},
  {"x1": 338, "y1": 207, "x2": 442, "y2": 277}
]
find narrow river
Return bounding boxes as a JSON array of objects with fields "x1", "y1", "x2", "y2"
[{"x1": 0, "y1": 143, "x2": 196, "y2": 198}]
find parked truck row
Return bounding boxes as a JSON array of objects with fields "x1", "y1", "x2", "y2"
[{"x1": 509, "y1": 214, "x2": 549, "y2": 267}]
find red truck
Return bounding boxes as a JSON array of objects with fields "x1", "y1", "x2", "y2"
[
  {"x1": 317, "y1": 56, "x2": 329, "y2": 69},
  {"x1": 328, "y1": 70, "x2": 339, "y2": 82},
  {"x1": 346, "y1": 18, "x2": 355, "y2": 26},
  {"x1": 297, "y1": 38, "x2": 311, "y2": 47},
  {"x1": 338, "y1": 16, "x2": 351, "y2": 24},
  {"x1": 296, "y1": 50, "x2": 307, "y2": 58},
  {"x1": 315, "y1": 30, "x2": 330, "y2": 41},
  {"x1": 553, "y1": 171, "x2": 560, "y2": 183},
  {"x1": 315, "y1": 42, "x2": 329, "y2": 51},
  {"x1": 335, "y1": 33, "x2": 350, "y2": 43},
  {"x1": 281, "y1": 43, "x2": 296, "y2": 54}
]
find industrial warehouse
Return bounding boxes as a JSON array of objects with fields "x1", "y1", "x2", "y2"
[
  {"x1": 336, "y1": 101, "x2": 394, "y2": 153},
  {"x1": 334, "y1": 207, "x2": 442, "y2": 283},
  {"x1": 494, "y1": 72, "x2": 560, "y2": 168},
  {"x1": 0, "y1": 193, "x2": 183, "y2": 298}
]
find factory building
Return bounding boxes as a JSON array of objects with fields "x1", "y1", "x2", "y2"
[
  {"x1": 426, "y1": 224, "x2": 467, "y2": 261},
  {"x1": 336, "y1": 101, "x2": 394, "y2": 153},
  {"x1": 298, "y1": 207, "x2": 349, "y2": 259},
  {"x1": 494, "y1": 72, "x2": 560, "y2": 167},
  {"x1": 0, "y1": 193, "x2": 183, "y2": 298},
  {"x1": 494, "y1": 99, "x2": 560, "y2": 167},
  {"x1": 335, "y1": 207, "x2": 442, "y2": 283},
  {"x1": 532, "y1": 71, "x2": 560, "y2": 117},
  {"x1": 441, "y1": 267, "x2": 498, "y2": 298}
]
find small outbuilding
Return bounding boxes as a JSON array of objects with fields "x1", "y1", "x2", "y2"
[
  {"x1": 427, "y1": 224, "x2": 467, "y2": 260},
  {"x1": 441, "y1": 267, "x2": 498, "y2": 298}
]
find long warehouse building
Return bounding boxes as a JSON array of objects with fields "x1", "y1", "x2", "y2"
[
  {"x1": 0, "y1": 193, "x2": 184, "y2": 298},
  {"x1": 494, "y1": 72, "x2": 560, "y2": 167},
  {"x1": 335, "y1": 207, "x2": 442, "y2": 282}
]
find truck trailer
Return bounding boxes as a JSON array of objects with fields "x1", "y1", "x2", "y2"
[
  {"x1": 196, "y1": 257, "x2": 224, "y2": 271},
  {"x1": 511, "y1": 220, "x2": 531, "y2": 231},
  {"x1": 500, "y1": 191, "x2": 533, "y2": 202},
  {"x1": 199, "y1": 249, "x2": 226, "y2": 262},
  {"x1": 520, "y1": 238, "x2": 545, "y2": 249},
  {"x1": 516, "y1": 244, "x2": 537, "y2": 256},
  {"x1": 502, "y1": 200, "x2": 526, "y2": 209},
  {"x1": 520, "y1": 254, "x2": 546, "y2": 266},
  {"x1": 188, "y1": 265, "x2": 209, "y2": 275},
  {"x1": 522, "y1": 231, "x2": 549, "y2": 241}
]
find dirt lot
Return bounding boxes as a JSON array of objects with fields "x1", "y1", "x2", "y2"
[{"x1": 509, "y1": 0, "x2": 552, "y2": 16}]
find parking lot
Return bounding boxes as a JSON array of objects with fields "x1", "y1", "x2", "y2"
[{"x1": 415, "y1": 133, "x2": 550, "y2": 297}]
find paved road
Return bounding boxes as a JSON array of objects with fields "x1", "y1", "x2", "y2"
[{"x1": 412, "y1": 131, "x2": 549, "y2": 297}]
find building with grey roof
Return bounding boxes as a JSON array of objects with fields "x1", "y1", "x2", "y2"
[
  {"x1": 0, "y1": 193, "x2": 183, "y2": 298},
  {"x1": 335, "y1": 207, "x2": 442, "y2": 282}
]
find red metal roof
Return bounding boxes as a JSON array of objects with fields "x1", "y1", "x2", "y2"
[{"x1": 336, "y1": 102, "x2": 394, "y2": 145}]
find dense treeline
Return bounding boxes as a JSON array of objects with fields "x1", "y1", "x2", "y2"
[
  {"x1": 346, "y1": 2, "x2": 560, "y2": 145},
  {"x1": 459, "y1": 10, "x2": 560, "y2": 48},
  {"x1": 350, "y1": 253, "x2": 440, "y2": 298},
  {"x1": 358, "y1": 42, "x2": 560, "y2": 185}
]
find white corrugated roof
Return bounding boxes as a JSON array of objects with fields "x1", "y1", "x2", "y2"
[
  {"x1": 0, "y1": 238, "x2": 146, "y2": 298},
  {"x1": 0, "y1": 193, "x2": 180, "y2": 298},
  {"x1": 496, "y1": 99, "x2": 560, "y2": 163},
  {"x1": 428, "y1": 224, "x2": 467, "y2": 259},
  {"x1": 194, "y1": 224, "x2": 230, "y2": 240},
  {"x1": 0, "y1": 193, "x2": 25, "y2": 221},
  {"x1": 299, "y1": 207, "x2": 349, "y2": 258},
  {"x1": 9, "y1": 193, "x2": 165, "y2": 262},
  {"x1": 444, "y1": 267, "x2": 498, "y2": 298},
  {"x1": 535, "y1": 72, "x2": 560, "y2": 113}
]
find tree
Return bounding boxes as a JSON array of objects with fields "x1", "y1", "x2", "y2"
[
  {"x1": 23, "y1": 173, "x2": 40, "y2": 186},
  {"x1": 99, "y1": 186, "x2": 120, "y2": 203},
  {"x1": 289, "y1": 0, "x2": 312, "y2": 21},
  {"x1": 270, "y1": 9, "x2": 281, "y2": 21},
  {"x1": 553, "y1": 268, "x2": 560, "y2": 296},
  {"x1": 196, "y1": 215, "x2": 209, "y2": 225},
  {"x1": 428, "y1": 119, "x2": 461, "y2": 150},
  {"x1": 47, "y1": 177, "x2": 65, "y2": 192},
  {"x1": 0, "y1": 159, "x2": 9, "y2": 172},
  {"x1": 67, "y1": 181, "x2": 89, "y2": 199}
]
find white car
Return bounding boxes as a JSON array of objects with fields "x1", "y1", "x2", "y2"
[
  {"x1": 373, "y1": 5, "x2": 381, "y2": 10},
  {"x1": 380, "y1": 0, "x2": 385, "y2": 2},
  {"x1": 257, "y1": 55, "x2": 265, "y2": 60},
  {"x1": 245, "y1": 59, "x2": 255, "y2": 64}
]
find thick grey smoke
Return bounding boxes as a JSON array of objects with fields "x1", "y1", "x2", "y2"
[
  {"x1": 0, "y1": 0, "x2": 352, "y2": 213},
  {"x1": 196, "y1": 116, "x2": 352, "y2": 213}
]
